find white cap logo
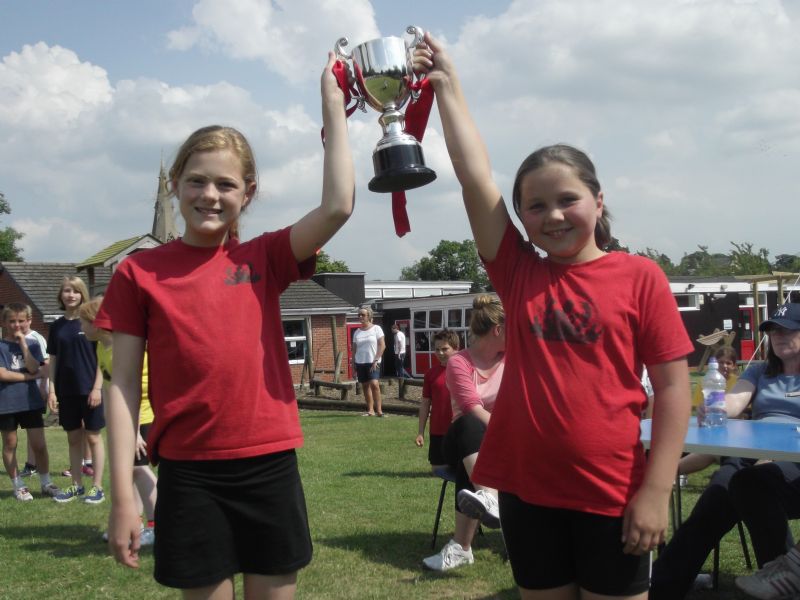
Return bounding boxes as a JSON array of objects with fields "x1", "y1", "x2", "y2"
[{"x1": 776, "y1": 305, "x2": 789, "y2": 317}]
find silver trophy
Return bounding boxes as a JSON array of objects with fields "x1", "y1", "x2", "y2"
[{"x1": 335, "y1": 25, "x2": 436, "y2": 193}]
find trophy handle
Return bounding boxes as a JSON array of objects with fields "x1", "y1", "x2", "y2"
[
  {"x1": 334, "y1": 37, "x2": 352, "y2": 60},
  {"x1": 405, "y1": 26, "x2": 426, "y2": 102}
]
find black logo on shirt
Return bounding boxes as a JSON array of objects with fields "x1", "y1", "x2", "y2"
[
  {"x1": 224, "y1": 262, "x2": 262, "y2": 285},
  {"x1": 531, "y1": 295, "x2": 602, "y2": 344}
]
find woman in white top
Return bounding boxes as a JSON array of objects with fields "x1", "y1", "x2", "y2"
[{"x1": 352, "y1": 306, "x2": 385, "y2": 416}]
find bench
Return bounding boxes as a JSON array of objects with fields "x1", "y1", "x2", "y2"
[
  {"x1": 399, "y1": 377, "x2": 423, "y2": 399},
  {"x1": 311, "y1": 379, "x2": 356, "y2": 401}
]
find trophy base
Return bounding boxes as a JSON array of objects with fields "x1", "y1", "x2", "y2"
[{"x1": 369, "y1": 144, "x2": 437, "y2": 193}]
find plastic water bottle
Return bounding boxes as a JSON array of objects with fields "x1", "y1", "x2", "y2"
[{"x1": 701, "y1": 357, "x2": 727, "y2": 428}]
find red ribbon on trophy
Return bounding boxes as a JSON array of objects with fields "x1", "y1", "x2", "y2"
[{"x1": 390, "y1": 76, "x2": 433, "y2": 237}]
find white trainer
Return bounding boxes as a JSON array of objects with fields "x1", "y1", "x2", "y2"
[
  {"x1": 457, "y1": 489, "x2": 501, "y2": 528},
  {"x1": 422, "y1": 539, "x2": 474, "y2": 571}
]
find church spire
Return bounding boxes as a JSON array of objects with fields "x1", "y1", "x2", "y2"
[{"x1": 152, "y1": 159, "x2": 178, "y2": 243}]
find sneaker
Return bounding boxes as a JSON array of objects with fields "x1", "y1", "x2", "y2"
[
  {"x1": 53, "y1": 484, "x2": 85, "y2": 503},
  {"x1": 693, "y1": 573, "x2": 713, "y2": 590},
  {"x1": 81, "y1": 464, "x2": 95, "y2": 477},
  {"x1": 83, "y1": 486, "x2": 105, "y2": 504},
  {"x1": 20, "y1": 463, "x2": 37, "y2": 477},
  {"x1": 61, "y1": 468, "x2": 72, "y2": 477},
  {"x1": 40, "y1": 482, "x2": 61, "y2": 498},
  {"x1": 736, "y1": 553, "x2": 800, "y2": 599},
  {"x1": 422, "y1": 539, "x2": 474, "y2": 571},
  {"x1": 457, "y1": 489, "x2": 501, "y2": 528},
  {"x1": 13, "y1": 486, "x2": 34, "y2": 501},
  {"x1": 140, "y1": 526, "x2": 155, "y2": 546}
]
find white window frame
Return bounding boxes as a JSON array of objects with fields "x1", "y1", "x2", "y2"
[{"x1": 283, "y1": 319, "x2": 307, "y2": 365}]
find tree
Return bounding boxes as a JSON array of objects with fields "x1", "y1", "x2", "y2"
[
  {"x1": 675, "y1": 246, "x2": 730, "y2": 276},
  {"x1": 728, "y1": 242, "x2": 771, "y2": 275},
  {"x1": 315, "y1": 250, "x2": 349, "y2": 273},
  {"x1": 636, "y1": 248, "x2": 678, "y2": 275},
  {"x1": 400, "y1": 239, "x2": 490, "y2": 291},
  {"x1": 0, "y1": 192, "x2": 24, "y2": 261},
  {"x1": 774, "y1": 253, "x2": 800, "y2": 273}
]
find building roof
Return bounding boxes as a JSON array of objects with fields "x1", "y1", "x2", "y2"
[
  {"x1": 280, "y1": 280, "x2": 355, "y2": 314},
  {"x1": 1, "y1": 262, "x2": 112, "y2": 317},
  {"x1": 76, "y1": 234, "x2": 160, "y2": 269}
]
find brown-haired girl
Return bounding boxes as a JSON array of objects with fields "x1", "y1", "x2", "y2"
[
  {"x1": 414, "y1": 35, "x2": 692, "y2": 599},
  {"x1": 95, "y1": 53, "x2": 354, "y2": 599}
]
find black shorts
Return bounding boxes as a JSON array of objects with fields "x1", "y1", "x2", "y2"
[
  {"x1": 354, "y1": 363, "x2": 380, "y2": 383},
  {"x1": 58, "y1": 394, "x2": 105, "y2": 432},
  {"x1": 428, "y1": 434, "x2": 446, "y2": 466},
  {"x1": 133, "y1": 423, "x2": 152, "y2": 467},
  {"x1": 154, "y1": 449, "x2": 312, "y2": 589},
  {"x1": 0, "y1": 409, "x2": 45, "y2": 431},
  {"x1": 499, "y1": 493, "x2": 650, "y2": 596}
]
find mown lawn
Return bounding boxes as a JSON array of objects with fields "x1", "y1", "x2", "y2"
[{"x1": 0, "y1": 409, "x2": 776, "y2": 598}]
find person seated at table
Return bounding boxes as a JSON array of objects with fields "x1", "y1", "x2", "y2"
[
  {"x1": 422, "y1": 295, "x2": 505, "y2": 572},
  {"x1": 650, "y1": 303, "x2": 800, "y2": 600},
  {"x1": 678, "y1": 346, "x2": 742, "y2": 479}
]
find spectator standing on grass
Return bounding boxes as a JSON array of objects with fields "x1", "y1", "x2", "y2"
[
  {"x1": 414, "y1": 35, "x2": 692, "y2": 598},
  {"x1": 95, "y1": 53, "x2": 354, "y2": 599},
  {"x1": 353, "y1": 306, "x2": 385, "y2": 417},
  {"x1": 17, "y1": 304, "x2": 50, "y2": 478},
  {"x1": 416, "y1": 329, "x2": 459, "y2": 473},
  {"x1": 423, "y1": 296, "x2": 505, "y2": 572},
  {"x1": 0, "y1": 303, "x2": 60, "y2": 501},
  {"x1": 391, "y1": 323, "x2": 410, "y2": 379},
  {"x1": 80, "y1": 297, "x2": 158, "y2": 546},
  {"x1": 48, "y1": 275, "x2": 106, "y2": 504}
]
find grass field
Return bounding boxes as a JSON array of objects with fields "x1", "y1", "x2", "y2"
[{"x1": 0, "y1": 409, "x2": 776, "y2": 599}]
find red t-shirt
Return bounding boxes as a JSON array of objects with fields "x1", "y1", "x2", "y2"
[
  {"x1": 422, "y1": 363, "x2": 452, "y2": 436},
  {"x1": 472, "y1": 222, "x2": 692, "y2": 516},
  {"x1": 94, "y1": 227, "x2": 314, "y2": 463}
]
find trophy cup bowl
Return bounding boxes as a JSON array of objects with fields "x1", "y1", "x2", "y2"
[{"x1": 336, "y1": 26, "x2": 436, "y2": 193}]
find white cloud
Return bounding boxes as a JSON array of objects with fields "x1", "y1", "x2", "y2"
[
  {"x1": 0, "y1": 42, "x2": 112, "y2": 130},
  {"x1": 166, "y1": 0, "x2": 381, "y2": 85}
]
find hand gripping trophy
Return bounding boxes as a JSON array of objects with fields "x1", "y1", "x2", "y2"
[{"x1": 335, "y1": 26, "x2": 436, "y2": 194}]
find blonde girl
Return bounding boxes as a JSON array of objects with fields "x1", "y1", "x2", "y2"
[
  {"x1": 96, "y1": 53, "x2": 354, "y2": 600},
  {"x1": 414, "y1": 35, "x2": 692, "y2": 599},
  {"x1": 47, "y1": 275, "x2": 106, "y2": 504}
]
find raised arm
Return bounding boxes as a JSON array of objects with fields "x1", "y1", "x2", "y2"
[
  {"x1": 290, "y1": 52, "x2": 355, "y2": 262},
  {"x1": 413, "y1": 33, "x2": 509, "y2": 260},
  {"x1": 107, "y1": 331, "x2": 145, "y2": 568}
]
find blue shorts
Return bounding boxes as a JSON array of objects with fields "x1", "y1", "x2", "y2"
[
  {"x1": 154, "y1": 450, "x2": 312, "y2": 588},
  {"x1": 499, "y1": 493, "x2": 650, "y2": 595},
  {"x1": 355, "y1": 362, "x2": 380, "y2": 383}
]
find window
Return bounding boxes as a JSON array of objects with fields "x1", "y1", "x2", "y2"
[
  {"x1": 282, "y1": 320, "x2": 307, "y2": 364},
  {"x1": 674, "y1": 294, "x2": 700, "y2": 311},
  {"x1": 448, "y1": 309, "x2": 462, "y2": 328},
  {"x1": 413, "y1": 311, "x2": 427, "y2": 329},
  {"x1": 429, "y1": 310, "x2": 443, "y2": 329}
]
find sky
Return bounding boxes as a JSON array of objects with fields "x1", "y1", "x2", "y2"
[{"x1": 1, "y1": 0, "x2": 799, "y2": 279}]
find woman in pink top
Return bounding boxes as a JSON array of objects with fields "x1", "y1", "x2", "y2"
[{"x1": 422, "y1": 294, "x2": 505, "y2": 572}]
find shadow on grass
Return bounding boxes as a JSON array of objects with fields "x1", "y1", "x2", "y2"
[
  {"x1": 3, "y1": 523, "x2": 150, "y2": 559},
  {"x1": 342, "y1": 469, "x2": 436, "y2": 479},
  {"x1": 320, "y1": 529, "x2": 507, "y2": 573}
]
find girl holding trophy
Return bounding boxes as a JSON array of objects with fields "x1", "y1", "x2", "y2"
[
  {"x1": 96, "y1": 52, "x2": 354, "y2": 599},
  {"x1": 413, "y1": 34, "x2": 692, "y2": 599}
]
